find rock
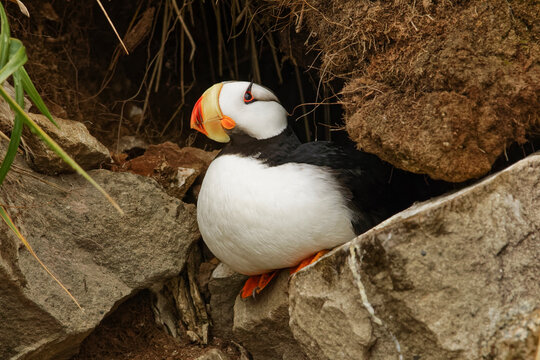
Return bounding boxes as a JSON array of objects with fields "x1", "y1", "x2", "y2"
[
  {"x1": 0, "y1": 84, "x2": 33, "y2": 138},
  {"x1": 0, "y1": 152, "x2": 199, "y2": 360},
  {"x1": 119, "y1": 142, "x2": 218, "y2": 200},
  {"x1": 289, "y1": 153, "x2": 540, "y2": 359},
  {"x1": 115, "y1": 135, "x2": 149, "y2": 154},
  {"x1": 0, "y1": 93, "x2": 111, "y2": 175},
  {"x1": 208, "y1": 263, "x2": 247, "y2": 340},
  {"x1": 487, "y1": 309, "x2": 540, "y2": 359},
  {"x1": 195, "y1": 348, "x2": 230, "y2": 360},
  {"x1": 154, "y1": 247, "x2": 211, "y2": 344},
  {"x1": 288, "y1": 250, "x2": 378, "y2": 360},
  {"x1": 23, "y1": 114, "x2": 111, "y2": 174},
  {"x1": 276, "y1": 0, "x2": 540, "y2": 182},
  {"x1": 233, "y1": 272, "x2": 308, "y2": 360},
  {"x1": 140, "y1": 142, "x2": 218, "y2": 176},
  {"x1": 198, "y1": 259, "x2": 219, "y2": 300}
]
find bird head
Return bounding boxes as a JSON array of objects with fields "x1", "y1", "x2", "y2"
[{"x1": 190, "y1": 81, "x2": 288, "y2": 142}]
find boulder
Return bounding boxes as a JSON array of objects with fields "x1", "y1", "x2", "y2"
[
  {"x1": 0, "y1": 154, "x2": 199, "y2": 359},
  {"x1": 23, "y1": 114, "x2": 111, "y2": 174},
  {"x1": 208, "y1": 263, "x2": 247, "y2": 340},
  {"x1": 233, "y1": 272, "x2": 308, "y2": 360},
  {"x1": 117, "y1": 142, "x2": 218, "y2": 200},
  {"x1": 289, "y1": 152, "x2": 540, "y2": 359},
  {"x1": 0, "y1": 91, "x2": 110, "y2": 175}
]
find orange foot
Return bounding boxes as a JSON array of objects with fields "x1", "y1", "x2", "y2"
[
  {"x1": 240, "y1": 250, "x2": 330, "y2": 299},
  {"x1": 289, "y1": 250, "x2": 329, "y2": 274},
  {"x1": 241, "y1": 271, "x2": 279, "y2": 299}
]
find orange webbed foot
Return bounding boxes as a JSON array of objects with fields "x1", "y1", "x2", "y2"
[
  {"x1": 290, "y1": 250, "x2": 329, "y2": 274},
  {"x1": 241, "y1": 271, "x2": 279, "y2": 299}
]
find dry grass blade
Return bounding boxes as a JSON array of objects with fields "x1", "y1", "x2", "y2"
[
  {"x1": 95, "y1": 0, "x2": 129, "y2": 55},
  {"x1": 0, "y1": 205, "x2": 83, "y2": 309},
  {"x1": 0, "y1": 129, "x2": 11, "y2": 142},
  {"x1": 266, "y1": 33, "x2": 283, "y2": 84},
  {"x1": 213, "y1": 1, "x2": 224, "y2": 77},
  {"x1": 153, "y1": 0, "x2": 170, "y2": 93},
  {"x1": 171, "y1": 0, "x2": 196, "y2": 62},
  {"x1": 249, "y1": 27, "x2": 261, "y2": 83},
  {"x1": 10, "y1": 164, "x2": 70, "y2": 193},
  {"x1": 294, "y1": 64, "x2": 309, "y2": 141},
  {"x1": 8, "y1": 0, "x2": 29, "y2": 17}
]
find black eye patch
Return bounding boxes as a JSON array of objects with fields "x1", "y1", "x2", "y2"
[{"x1": 244, "y1": 80, "x2": 256, "y2": 104}]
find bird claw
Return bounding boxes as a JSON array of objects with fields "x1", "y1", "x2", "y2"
[
  {"x1": 241, "y1": 271, "x2": 278, "y2": 299},
  {"x1": 289, "y1": 250, "x2": 329, "y2": 274}
]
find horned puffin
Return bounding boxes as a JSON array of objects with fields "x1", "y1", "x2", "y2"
[{"x1": 191, "y1": 81, "x2": 418, "y2": 298}]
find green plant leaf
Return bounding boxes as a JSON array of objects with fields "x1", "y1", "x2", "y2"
[
  {"x1": 0, "y1": 38, "x2": 27, "y2": 84},
  {"x1": 19, "y1": 66, "x2": 57, "y2": 127},
  {"x1": 0, "y1": 205, "x2": 82, "y2": 309},
  {"x1": 0, "y1": 70, "x2": 24, "y2": 186},
  {"x1": 0, "y1": 3, "x2": 10, "y2": 68},
  {"x1": 0, "y1": 85, "x2": 124, "y2": 215}
]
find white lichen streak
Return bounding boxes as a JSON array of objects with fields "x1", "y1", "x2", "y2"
[{"x1": 348, "y1": 242, "x2": 403, "y2": 360}]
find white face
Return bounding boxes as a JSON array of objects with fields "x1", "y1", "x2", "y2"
[{"x1": 218, "y1": 81, "x2": 288, "y2": 140}]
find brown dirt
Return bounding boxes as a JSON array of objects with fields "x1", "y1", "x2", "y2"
[
  {"x1": 7, "y1": 0, "x2": 201, "y2": 149},
  {"x1": 7, "y1": 1, "x2": 120, "y2": 140},
  {"x1": 72, "y1": 290, "x2": 240, "y2": 360},
  {"x1": 276, "y1": 0, "x2": 540, "y2": 182}
]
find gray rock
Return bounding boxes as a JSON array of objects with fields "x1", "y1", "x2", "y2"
[
  {"x1": 208, "y1": 263, "x2": 247, "y2": 340},
  {"x1": 22, "y1": 114, "x2": 111, "y2": 174},
  {"x1": 288, "y1": 251, "x2": 377, "y2": 360},
  {"x1": 233, "y1": 271, "x2": 308, "y2": 360},
  {"x1": 195, "y1": 348, "x2": 230, "y2": 360},
  {"x1": 0, "y1": 159, "x2": 199, "y2": 359},
  {"x1": 289, "y1": 153, "x2": 540, "y2": 359},
  {"x1": 0, "y1": 85, "x2": 31, "y2": 141},
  {"x1": 0, "y1": 93, "x2": 110, "y2": 175},
  {"x1": 115, "y1": 135, "x2": 149, "y2": 154},
  {"x1": 487, "y1": 309, "x2": 540, "y2": 359}
]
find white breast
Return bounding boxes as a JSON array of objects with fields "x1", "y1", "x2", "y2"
[{"x1": 197, "y1": 155, "x2": 356, "y2": 275}]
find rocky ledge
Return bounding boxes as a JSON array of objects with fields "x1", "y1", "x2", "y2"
[
  {"x1": 211, "y1": 153, "x2": 540, "y2": 360},
  {"x1": 0, "y1": 157, "x2": 199, "y2": 359},
  {"x1": 1, "y1": 114, "x2": 538, "y2": 359}
]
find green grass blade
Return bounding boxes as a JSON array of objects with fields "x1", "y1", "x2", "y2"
[
  {"x1": 19, "y1": 66, "x2": 57, "y2": 127},
  {"x1": 0, "y1": 39, "x2": 27, "y2": 84},
  {"x1": 0, "y1": 70, "x2": 24, "y2": 186},
  {"x1": 0, "y1": 4, "x2": 10, "y2": 68},
  {"x1": 0, "y1": 205, "x2": 83, "y2": 309},
  {"x1": 0, "y1": 85, "x2": 124, "y2": 215}
]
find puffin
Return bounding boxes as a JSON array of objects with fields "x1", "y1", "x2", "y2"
[{"x1": 191, "y1": 81, "x2": 427, "y2": 298}]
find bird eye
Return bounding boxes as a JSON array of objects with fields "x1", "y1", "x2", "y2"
[
  {"x1": 244, "y1": 80, "x2": 256, "y2": 104},
  {"x1": 244, "y1": 91, "x2": 255, "y2": 104}
]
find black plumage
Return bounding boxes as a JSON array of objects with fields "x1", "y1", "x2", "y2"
[{"x1": 219, "y1": 125, "x2": 445, "y2": 235}]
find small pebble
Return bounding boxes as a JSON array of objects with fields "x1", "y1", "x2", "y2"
[{"x1": 420, "y1": 250, "x2": 427, "y2": 256}]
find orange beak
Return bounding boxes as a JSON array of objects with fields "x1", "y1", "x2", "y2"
[
  {"x1": 190, "y1": 83, "x2": 235, "y2": 143},
  {"x1": 190, "y1": 96, "x2": 207, "y2": 136}
]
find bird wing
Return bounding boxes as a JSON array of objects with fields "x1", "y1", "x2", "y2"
[
  {"x1": 268, "y1": 141, "x2": 442, "y2": 235},
  {"x1": 262, "y1": 141, "x2": 394, "y2": 234}
]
